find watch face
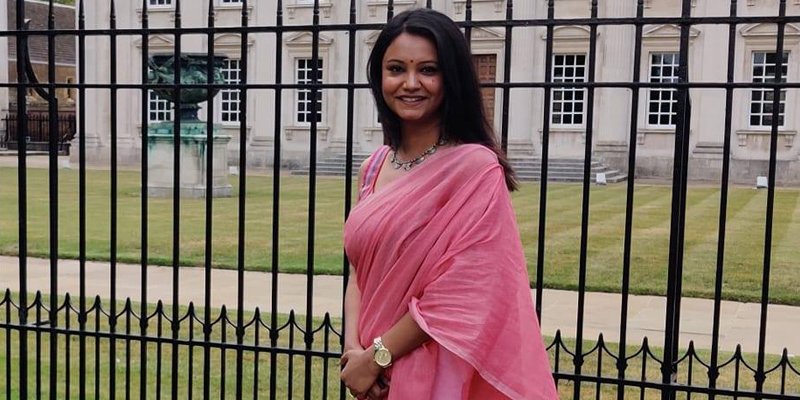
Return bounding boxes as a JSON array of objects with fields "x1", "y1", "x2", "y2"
[{"x1": 374, "y1": 348, "x2": 392, "y2": 367}]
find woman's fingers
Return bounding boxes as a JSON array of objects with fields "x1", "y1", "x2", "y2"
[
  {"x1": 367, "y1": 383, "x2": 389, "y2": 400},
  {"x1": 340, "y1": 351, "x2": 352, "y2": 367}
]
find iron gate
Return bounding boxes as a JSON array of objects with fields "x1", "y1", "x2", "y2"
[{"x1": 1, "y1": 0, "x2": 800, "y2": 399}]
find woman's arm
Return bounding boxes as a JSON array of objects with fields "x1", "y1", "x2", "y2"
[
  {"x1": 341, "y1": 312, "x2": 431, "y2": 398},
  {"x1": 344, "y1": 158, "x2": 369, "y2": 352},
  {"x1": 377, "y1": 312, "x2": 431, "y2": 361},
  {"x1": 343, "y1": 265, "x2": 362, "y2": 352}
]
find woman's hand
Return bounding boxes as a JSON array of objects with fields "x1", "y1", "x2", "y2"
[{"x1": 340, "y1": 348, "x2": 385, "y2": 399}]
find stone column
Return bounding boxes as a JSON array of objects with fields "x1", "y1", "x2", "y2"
[
  {"x1": 594, "y1": 0, "x2": 636, "y2": 170},
  {"x1": 689, "y1": 1, "x2": 730, "y2": 180},
  {"x1": 71, "y1": 1, "x2": 109, "y2": 166},
  {"x1": 246, "y1": 4, "x2": 277, "y2": 168},
  {"x1": 505, "y1": 0, "x2": 539, "y2": 156}
]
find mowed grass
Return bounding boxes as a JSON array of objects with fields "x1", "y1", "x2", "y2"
[
  {"x1": 1, "y1": 294, "x2": 797, "y2": 399},
  {"x1": 1, "y1": 167, "x2": 799, "y2": 305},
  {"x1": 0, "y1": 295, "x2": 343, "y2": 399}
]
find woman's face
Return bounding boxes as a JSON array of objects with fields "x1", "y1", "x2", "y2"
[{"x1": 381, "y1": 32, "x2": 444, "y2": 127}]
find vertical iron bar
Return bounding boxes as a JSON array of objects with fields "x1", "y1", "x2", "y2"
[
  {"x1": 187, "y1": 304, "x2": 195, "y2": 399},
  {"x1": 253, "y1": 310, "x2": 261, "y2": 399},
  {"x1": 170, "y1": 1, "x2": 183, "y2": 398},
  {"x1": 304, "y1": 1, "x2": 321, "y2": 398},
  {"x1": 139, "y1": 0, "x2": 150, "y2": 397},
  {"x1": 322, "y1": 315, "x2": 331, "y2": 398},
  {"x1": 66, "y1": 297, "x2": 72, "y2": 397},
  {"x1": 203, "y1": 1, "x2": 215, "y2": 399},
  {"x1": 269, "y1": 2, "x2": 284, "y2": 400},
  {"x1": 4, "y1": 292, "x2": 10, "y2": 399},
  {"x1": 662, "y1": 1, "x2": 694, "y2": 399},
  {"x1": 340, "y1": 1, "x2": 357, "y2": 398},
  {"x1": 499, "y1": 0, "x2": 513, "y2": 154},
  {"x1": 46, "y1": 1, "x2": 59, "y2": 397},
  {"x1": 595, "y1": 335, "x2": 604, "y2": 399},
  {"x1": 14, "y1": 0, "x2": 29, "y2": 397},
  {"x1": 219, "y1": 307, "x2": 227, "y2": 399},
  {"x1": 109, "y1": 1, "x2": 119, "y2": 396},
  {"x1": 618, "y1": 2, "x2": 645, "y2": 398},
  {"x1": 386, "y1": 0, "x2": 394, "y2": 21},
  {"x1": 464, "y1": 0, "x2": 472, "y2": 49},
  {"x1": 755, "y1": 0, "x2": 787, "y2": 393},
  {"x1": 536, "y1": 0, "x2": 555, "y2": 322},
  {"x1": 155, "y1": 302, "x2": 163, "y2": 400},
  {"x1": 236, "y1": 1, "x2": 250, "y2": 399},
  {"x1": 709, "y1": 0, "x2": 739, "y2": 396},
  {"x1": 638, "y1": 340, "x2": 646, "y2": 400},
  {"x1": 94, "y1": 297, "x2": 100, "y2": 398},
  {"x1": 288, "y1": 312, "x2": 295, "y2": 396},
  {"x1": 36, "y1": 294, "x2": 41, "y2": 399},
  {"x1": 77, "y1": 0, "x2": 87, "y2": 398},
  {"x1": 573, "y1": 2, "x2": 600, "y2": 398},
  {"x1": 125, "y1": 300, "x2": 132, "y2": 400}
]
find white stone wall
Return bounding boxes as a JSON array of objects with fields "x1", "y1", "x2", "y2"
[
  {"x1": 0, "y1": 0, "x2": 8, "y2": 135},
  {"x1": 72, "y1": 0, "x2": 800, "y2": 183}
]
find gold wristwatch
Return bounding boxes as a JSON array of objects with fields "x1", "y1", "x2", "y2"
[{"x1": 372, "y1": 337, "x2": 393, "y2": 368}]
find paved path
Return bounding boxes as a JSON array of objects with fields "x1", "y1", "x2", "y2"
[{"x1": 1, "y1": 256, "x2": 797, "y2": 356}]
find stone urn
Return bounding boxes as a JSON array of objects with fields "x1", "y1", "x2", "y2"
[{"x1": 146, "y1": 54, "x2": 233, "y2": 198}]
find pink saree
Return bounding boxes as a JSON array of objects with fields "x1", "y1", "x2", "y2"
[{"x1": 344, "y1": 144, "x2": 558, "y2": 400}]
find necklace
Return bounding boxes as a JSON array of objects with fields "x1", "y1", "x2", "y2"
[{"x1": 390, "y1": 139, "x2": 446, "y2": 171}]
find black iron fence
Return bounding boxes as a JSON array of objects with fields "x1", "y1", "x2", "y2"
[
  {"x1": 1, "y1": 0, "x2": 800, "y2": 399},
  {"x1": 1, "y1": 111, "x2": 76, "y2": 153}
]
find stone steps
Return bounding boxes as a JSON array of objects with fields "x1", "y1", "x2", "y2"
[
  {"x1": 509, "y1": 157, "x2": 628, "y2": 183},
  {"x1": 292, "y1": 152, "x2": 628, "y2": 183}
]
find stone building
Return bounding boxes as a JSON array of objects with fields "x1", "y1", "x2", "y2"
[
  {"x1": 0, "y1": 0, "x2": 76, "y2": 151},
  {"x1": 74, "y1": 0, "x2": 800, "y2": 183},
  {"x1": 6, "y1": 0, "x2": 77, "y2": 107}
]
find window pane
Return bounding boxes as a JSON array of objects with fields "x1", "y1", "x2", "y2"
[
  {"x1": 550, "y1": 54, "x2": 586, "y2": 125},
  {"x1": 647, "y1": 52, "x2": 679, "y2": 126},
  {"x1": 296, "y1": 58, "x2": 324, "y2": 124}
]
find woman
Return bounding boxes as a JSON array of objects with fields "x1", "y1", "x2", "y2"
[{"x1": 340, "y1": 9, "x2": 558, "y2": 400}]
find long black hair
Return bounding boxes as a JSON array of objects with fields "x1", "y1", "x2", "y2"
[{"x1": 367, "y1": 8, "x2": 518, "y2": 191}]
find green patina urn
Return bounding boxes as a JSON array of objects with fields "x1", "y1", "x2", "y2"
[
  {"x1": 148, "y1": 54, "x2": 226, "y2": 121},
  {"x1": 146, "y1": 54, "x2": 232, "y2": 198}
]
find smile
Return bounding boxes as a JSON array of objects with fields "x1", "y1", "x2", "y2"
[{"x1": 397, "y1": 96, "x2": 427, "y2": 104}]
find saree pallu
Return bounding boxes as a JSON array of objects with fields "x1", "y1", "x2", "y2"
[{"x1": 344, "y1": 144, "x2": 558, "y2": 399}]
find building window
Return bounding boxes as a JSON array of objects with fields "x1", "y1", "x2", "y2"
[
  {"x1": 148, "y1": 91, "x2": 173, "y2": 123},
  {"x1": 750, "y1": 51, "x2": 788, "y2": 128},
  {"x1": 221, "y1": 0, "x2": 242, "y2": 3},
  {"x1": 149, "y1": 0, "x2": 172, "y2": 6},
  {"x1": 552, "y1": 54, "x2": 586, "y2": 126},
  {"x1": 647, "y1": 52, "x2": 679, "y2": 127},
  {"x1": 296, "y1": 58, "x2": 323, "y2": 124},
  {"x1": 220, "y1": 59, "x2": 241, "y2": 123}
]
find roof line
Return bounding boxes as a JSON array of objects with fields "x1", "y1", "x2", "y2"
[{"x1": 25, "y1": 0, "x2": 76, "y2": 10}]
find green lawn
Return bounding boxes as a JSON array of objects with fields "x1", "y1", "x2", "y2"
[{"x1": 1, "y1": 167, "x2": 799, "y2": 305}]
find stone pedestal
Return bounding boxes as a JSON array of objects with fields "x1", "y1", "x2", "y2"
[{"x1": 148, "y1": 122, "x2": 232, "y2": 198}]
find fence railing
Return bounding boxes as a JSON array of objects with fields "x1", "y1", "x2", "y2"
[
  {"x1": 2, "y1": 0, "x2": 799, "y2": 399},
  {"x1": 1, "y1": 111, "x2": 76, "y2": 153}
]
